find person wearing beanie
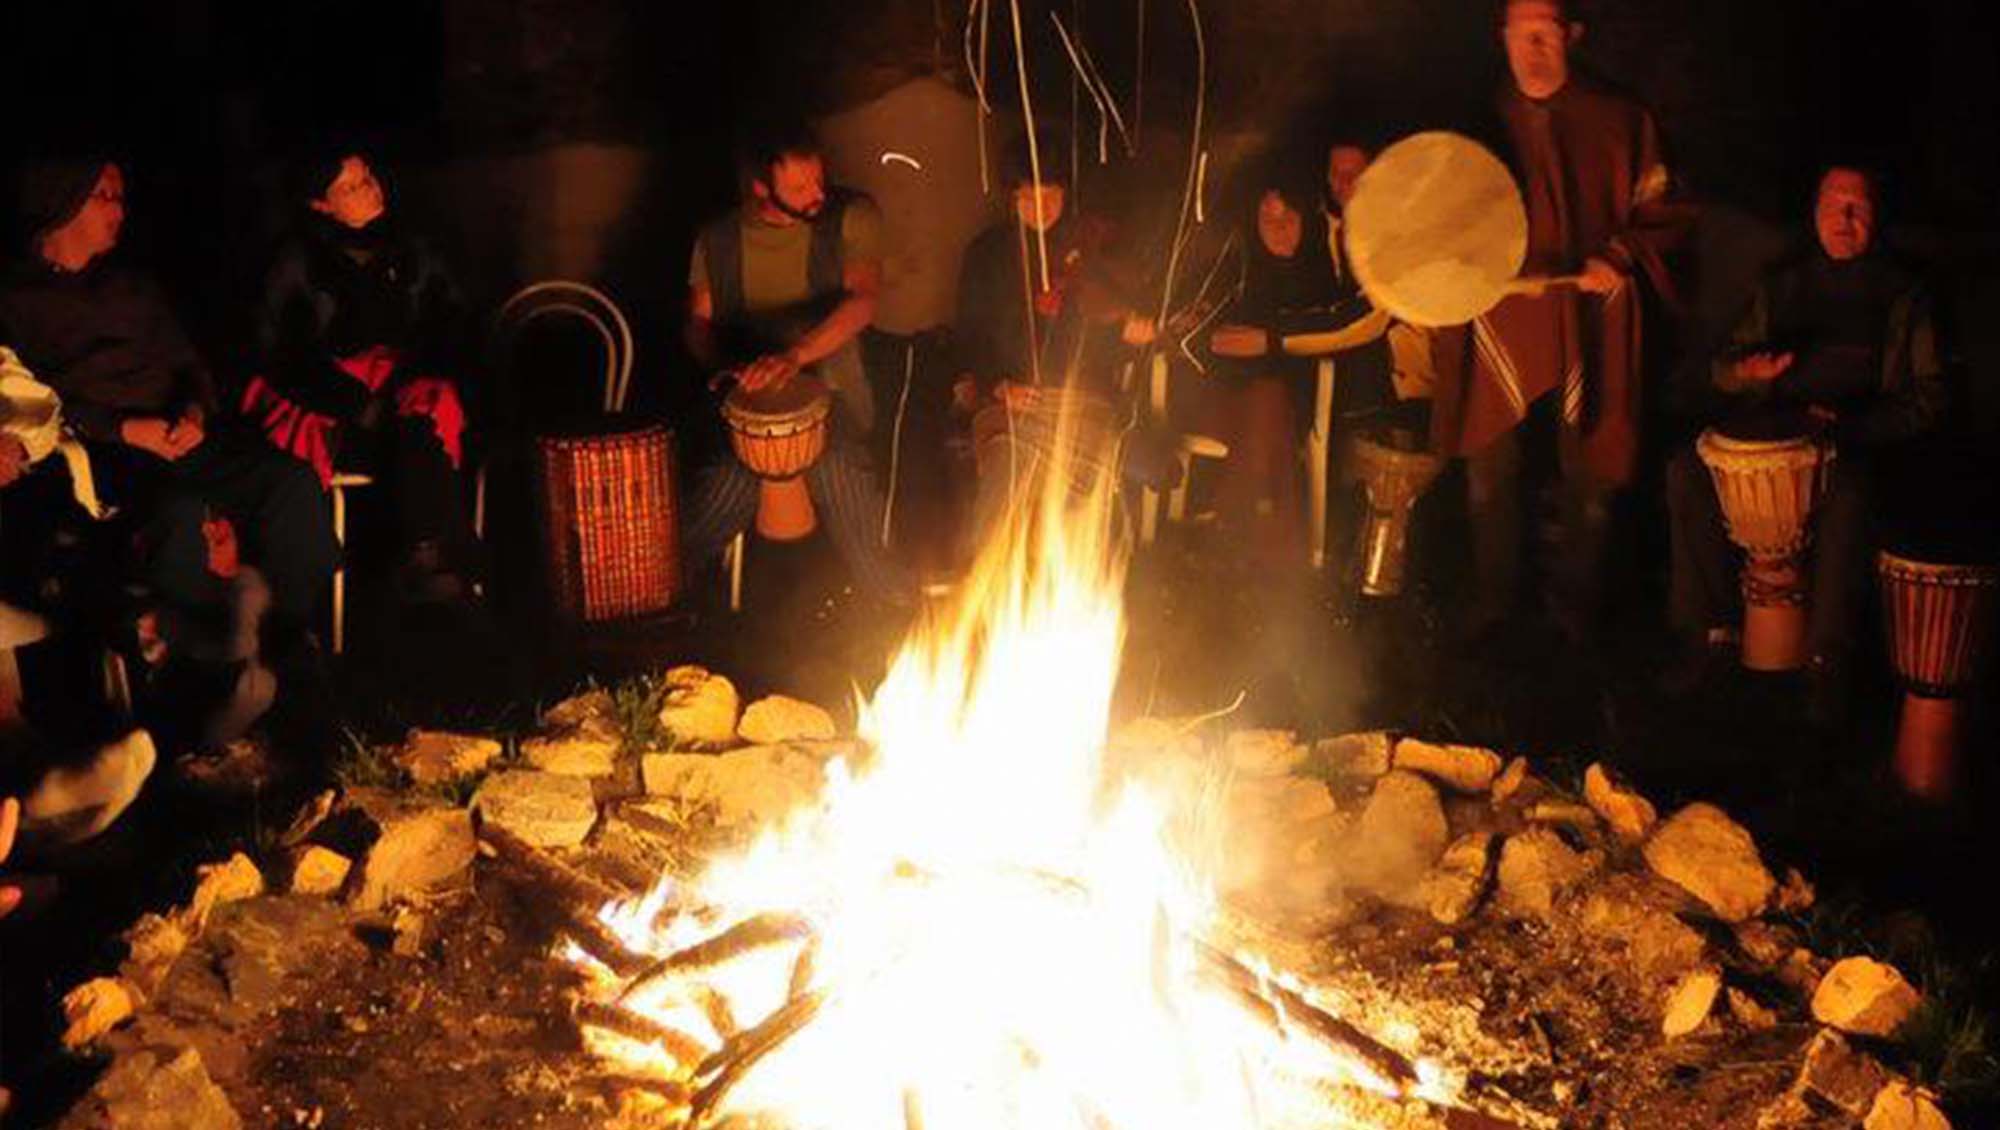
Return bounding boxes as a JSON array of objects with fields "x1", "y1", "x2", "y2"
[
  {"x1": 241, "y1": 149, "x2": 477, "y2": 603},
  {"x1": 0, "y1": 159, "x2": 337, "y2": 634}
]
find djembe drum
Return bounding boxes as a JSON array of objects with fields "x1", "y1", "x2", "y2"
[
  {"x1": 1348, "y1": 430, "x2": 1444, "y2": 597},
  {"x1": 1695, "y1": 425, "x2": 1835, "y2": 671},
  {"x1": 1877, "y1": 552, "x2": 1999, "y2": 800},
  {"x1": 534, "y1": 424, "x2": 680, "y2": 624},
  {"x1": 722, "y1": 375, "x2": 832, "y2": 542}
]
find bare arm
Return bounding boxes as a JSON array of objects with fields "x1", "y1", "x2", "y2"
[{"x1": 685, "y1": 283, "x2": 720, "y2": 372}]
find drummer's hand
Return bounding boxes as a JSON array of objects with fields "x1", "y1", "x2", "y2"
[
  {"x1": 1210, "y1": 324, "x2": 1270, "y2": 358},
  {"x1": 1577, "y1": 257, "x2": 1626, "y2": 296},
  {"x1": 1733, "y1": 351, "x2": 1795, "y2": 384},
  {"x1": 1120, "y1": 314, "x2": 1158, "y2": 347},
  {"x1": 740, "y1": 351, "x2": 802, "y2": 393},
  {"x1": 995, "y1": 381, "x2": 1042, "y2": 411}
]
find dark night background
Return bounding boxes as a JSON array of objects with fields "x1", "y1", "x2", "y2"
[
  {"x1": 4, "y1": 0, "x2": 2000, "y2": 426},
  {"x1": 5, "y1": 0, "x2": 2000, "y2": 1122}
]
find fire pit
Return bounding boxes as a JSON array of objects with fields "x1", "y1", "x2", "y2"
[{"x1": 46, "y1": 441, "x2": 1960, "y2": 1130}]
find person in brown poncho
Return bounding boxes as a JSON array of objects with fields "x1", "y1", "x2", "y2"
[{"x1": 1430, "y1": 0, "x2": 1693, "y2": 642}]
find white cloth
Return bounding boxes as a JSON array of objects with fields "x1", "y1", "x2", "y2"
[{"x1": 0, "y1": 345, "x2": 106, "y2": 517}]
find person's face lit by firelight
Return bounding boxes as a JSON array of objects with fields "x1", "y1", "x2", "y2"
[
  {"x1": 1502, "y1": 0, "x2": 1578, "y2": 101},
  {"x1": 1326, "y1": 145, "x2": 1370, "y2": 212},
  {"x1": 48, "y1": 164, "x2": 126, "y2": 265},
  {"x1": 1257, "y1": 190, "x2": 1304, "y2": 259},
  {"x1": 754, "y1": 154, "x2": 827, "y2": 224},
  {"x1": 312, "y1": 156, "x2": 387, "y2": 230},
  {"x1": 1814, "y1": 168, "x2": 1876, "y2": 262},
  {"x1": 1013, "y1": 182, "x2": 1066, "y2": 234}
]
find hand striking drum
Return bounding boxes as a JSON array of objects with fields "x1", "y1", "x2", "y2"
[{"x1": 721, "y1": 374, "x2": 833, "y2": 542}]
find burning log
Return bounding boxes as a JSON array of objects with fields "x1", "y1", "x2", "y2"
[
  {"x1": 572, "y1": 999, "x2": 711, "y2": 1067},
  {"x1": 1194, "y1": 943, "x2": 1420, "y2": 1094},
  {"x1": 696, "y1": 984, "x2": 739, "y2": 1041},
  {"x1": 617, "y1": 912, "x2": 814, "y2": 1005},
  {"x1": 787, "y1": 936, "x2": 819, "y2": 1000},
  {"x1": 689, "y1": 990, "x2": 829, "y2": 1126},
  {"x1": 479, "y1": 823, "x2": 650, "y2": 977}
]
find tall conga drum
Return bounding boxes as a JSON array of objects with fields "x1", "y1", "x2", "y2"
[
  {"x1": 534, "y1": 424, "x2": 681, "y2": 623},
  {"x1": 1877, "y1": 552, "x2": 1999, "y2": 800},
  {"x1": 1348, "y1": 429, "x2": 1444, "y2": 597},
  {"x1": 1696, "y1": 423, "x2": 1834, "y2": 671},
  {"x1": 722, "y1": 375, "x2": 832, "y2": 542}
]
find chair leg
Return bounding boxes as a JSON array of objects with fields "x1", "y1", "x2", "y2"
[
  {"x1": 331, "y1": 484, "x2": 348, "y2": 656},
  {"x1": 725, "y1": 532, "x2": 745, "y2": 613},
  {"x1": 1167, "y1": 450, "x2": 1195, "y2": 524}
]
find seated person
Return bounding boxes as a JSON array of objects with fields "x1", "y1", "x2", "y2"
[
  {"x1": 0, "y1": 159, "x2": 338, "y2": 632},
  {"x1": 2, "y1": 341, "x2": 271, "y2": 754},
  {"x1": 952, "y1": 133, "x2": 1163, "y2": 551},
  {"x1": 1664, "y1": 166, "x2": 1943, "y2": 713},
  {"x1": 242, "y1": 149, "x2": 475, "y2": 602},
  {"x1": 680, "y1": 125, "x2": 909, "y2": 603}
]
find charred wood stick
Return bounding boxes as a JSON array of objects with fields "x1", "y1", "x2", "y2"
[
  {"x1": 697, "y1": 984, "x2": 739, "y2": 1041},
  {"x1": 618, "y1": 912, "x2": 813, "y2": 1005},
  {"x1": 573, "y1": 999, "x2": 711, "y2": 1066},
  {"x1": 480, "y1": 821, "x2": 627, "y2": 910},
  {"x1": 562, "y1": 910, "x2": 653, "y2": 979},
  {"x1": 690, "y1": 990, "x2": 828, "y2": 1126},
  {"x1": 1195, "y1": 943, "x2": 1419, "y2": 1092},
  {"x1": 787, "y1": 936, "x2": 819, "y2": 1001}
]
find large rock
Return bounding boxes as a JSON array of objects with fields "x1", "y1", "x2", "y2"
[
  {"x1": 521, "y1": 716, "x2": 622, "y2": 778},
  {"x1": 1812, "y1": 957, "x2": 1922, "y2": 1039},
  {"x1": 1643, "y1": 803, "x2": 1776, "y2": 922},
  {"x1": 1496, "y1": 827, "x2": 1599, "y2": 918},
  {"x1": 1865, "y1": 1081, "x2": 1951, "y2": 1130},
  {"x1": 1345, "y1": 772, "x2": 1449, "y2": 900},
  {"x1": 655, "y1": 666, "x2": 741, "y2": 748},
  {"x1": 472, "y1": 770, "x2": 599, "y2": 849},
  {"x1": 1216, "y1": 776, "x2": 1346, "y2": 917},
  {"x1": 338, "y1": 790, "x2": 477, "y2": 911},
  {"x1": 57, "y1": 1046, "x2": 240, "y2": 1130},
  {"x1": 1225, "y1": 730, "x2": 1308, "y2": 777},
  {"x1": 1420, "y1": 832, "x2": 1495, "y2": 925},
  {"x1": 738, "y1": 695, "x2": 838, "y2": 745},
  {"x1": 1392, "y1": 739, "x2": 1504, "y2": 793},
  {"x1": 1792, "y1": 1029, "x2": 1892, "y2": 1118},
  {"x1": 1314, "y1": 731, "x2": 1393, "y2": 780},
  {"x1": 61, "y1": 978, "x2": 138, "y2": 1050},
  {"x1": 1661, "y1": 966, "x2": 1722, "y2": 1038},
  {"x1": 543, "y1": 688, "x2": 615, "y2": 730},
  {"x1": 1583, "y1": 763, "x2": 1658, "y2": 844},
  {"x1": 181, "y1": 854, "x2": 265, "y2": 933},
  {"x1": 285, "y1": 846, "x2": 351, "y2": 896},
  {"x1": 1579, "y1": 873, "x2": 1710, "y2": 984},
  {"x1": 394, "y1": 730, "x2": 501, "y2": 786},
  {"x1": 641, "y1": 745, "x2": 828, "y2": 831}
]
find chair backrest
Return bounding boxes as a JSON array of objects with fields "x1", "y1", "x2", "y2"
[{"x1": 494, "y1": 281, "x2": 636, "y2": 414}]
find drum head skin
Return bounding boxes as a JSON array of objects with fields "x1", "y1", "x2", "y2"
[
  {"x1": 724, "y1": 373, "x2": 832, "y2": 428},
  {"x1": 1345, "y1": 131, "x2": 1527, "y2": 328}
]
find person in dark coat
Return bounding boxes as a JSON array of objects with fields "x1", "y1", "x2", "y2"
[
  {"x1": 0, "y1": 158, "x2": 336, "y2": 627},
  {"x1": 1663, "y1": 166, "x2": 1944, "y2": 718},
  {"x1": 242, "y1": 149, "x2": 476, "y2": 601}
]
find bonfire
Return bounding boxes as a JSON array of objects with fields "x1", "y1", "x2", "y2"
[{"x1": 560, "y1": 413, "x2": 1466, "y2": 1130}]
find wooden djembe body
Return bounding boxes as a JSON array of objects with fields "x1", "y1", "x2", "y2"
[
  {"x1": 1878, "y1": 552, "x2": 1999, "y2": 800},
  {"x1": 533, "y1": 424, "x2": 681, "y2": 624},
  {"x1": 722, "y1": 376, "x2": 832, "y2": 542},
  {"x1": 1696, "y1": 428, "x2": 1834, "y2": 671}
]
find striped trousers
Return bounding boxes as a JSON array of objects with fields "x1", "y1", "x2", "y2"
[{"x1": 682, "y1": 442, "x2": 911, "y2": 601}]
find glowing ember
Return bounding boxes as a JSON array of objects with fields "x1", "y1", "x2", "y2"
[{"x1": 567, "y1": 408, "x2": 1457, "y2": 1129}]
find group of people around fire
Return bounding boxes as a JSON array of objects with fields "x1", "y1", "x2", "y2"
[{"x1": 1, "y1": 0, "x2": 1988, "y2": 1042}]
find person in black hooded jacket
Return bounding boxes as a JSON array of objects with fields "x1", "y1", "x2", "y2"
[{"x1": 242, "y1": 150, "x2": 476, "y2": 601}]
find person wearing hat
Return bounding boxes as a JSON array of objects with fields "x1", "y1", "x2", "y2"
[
  {"x1": 241, "y1": 148, "x2": 476, "y2": 603},
  {"x1": 0, "y1": 158, "x2": 337, "y2": 627}
]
